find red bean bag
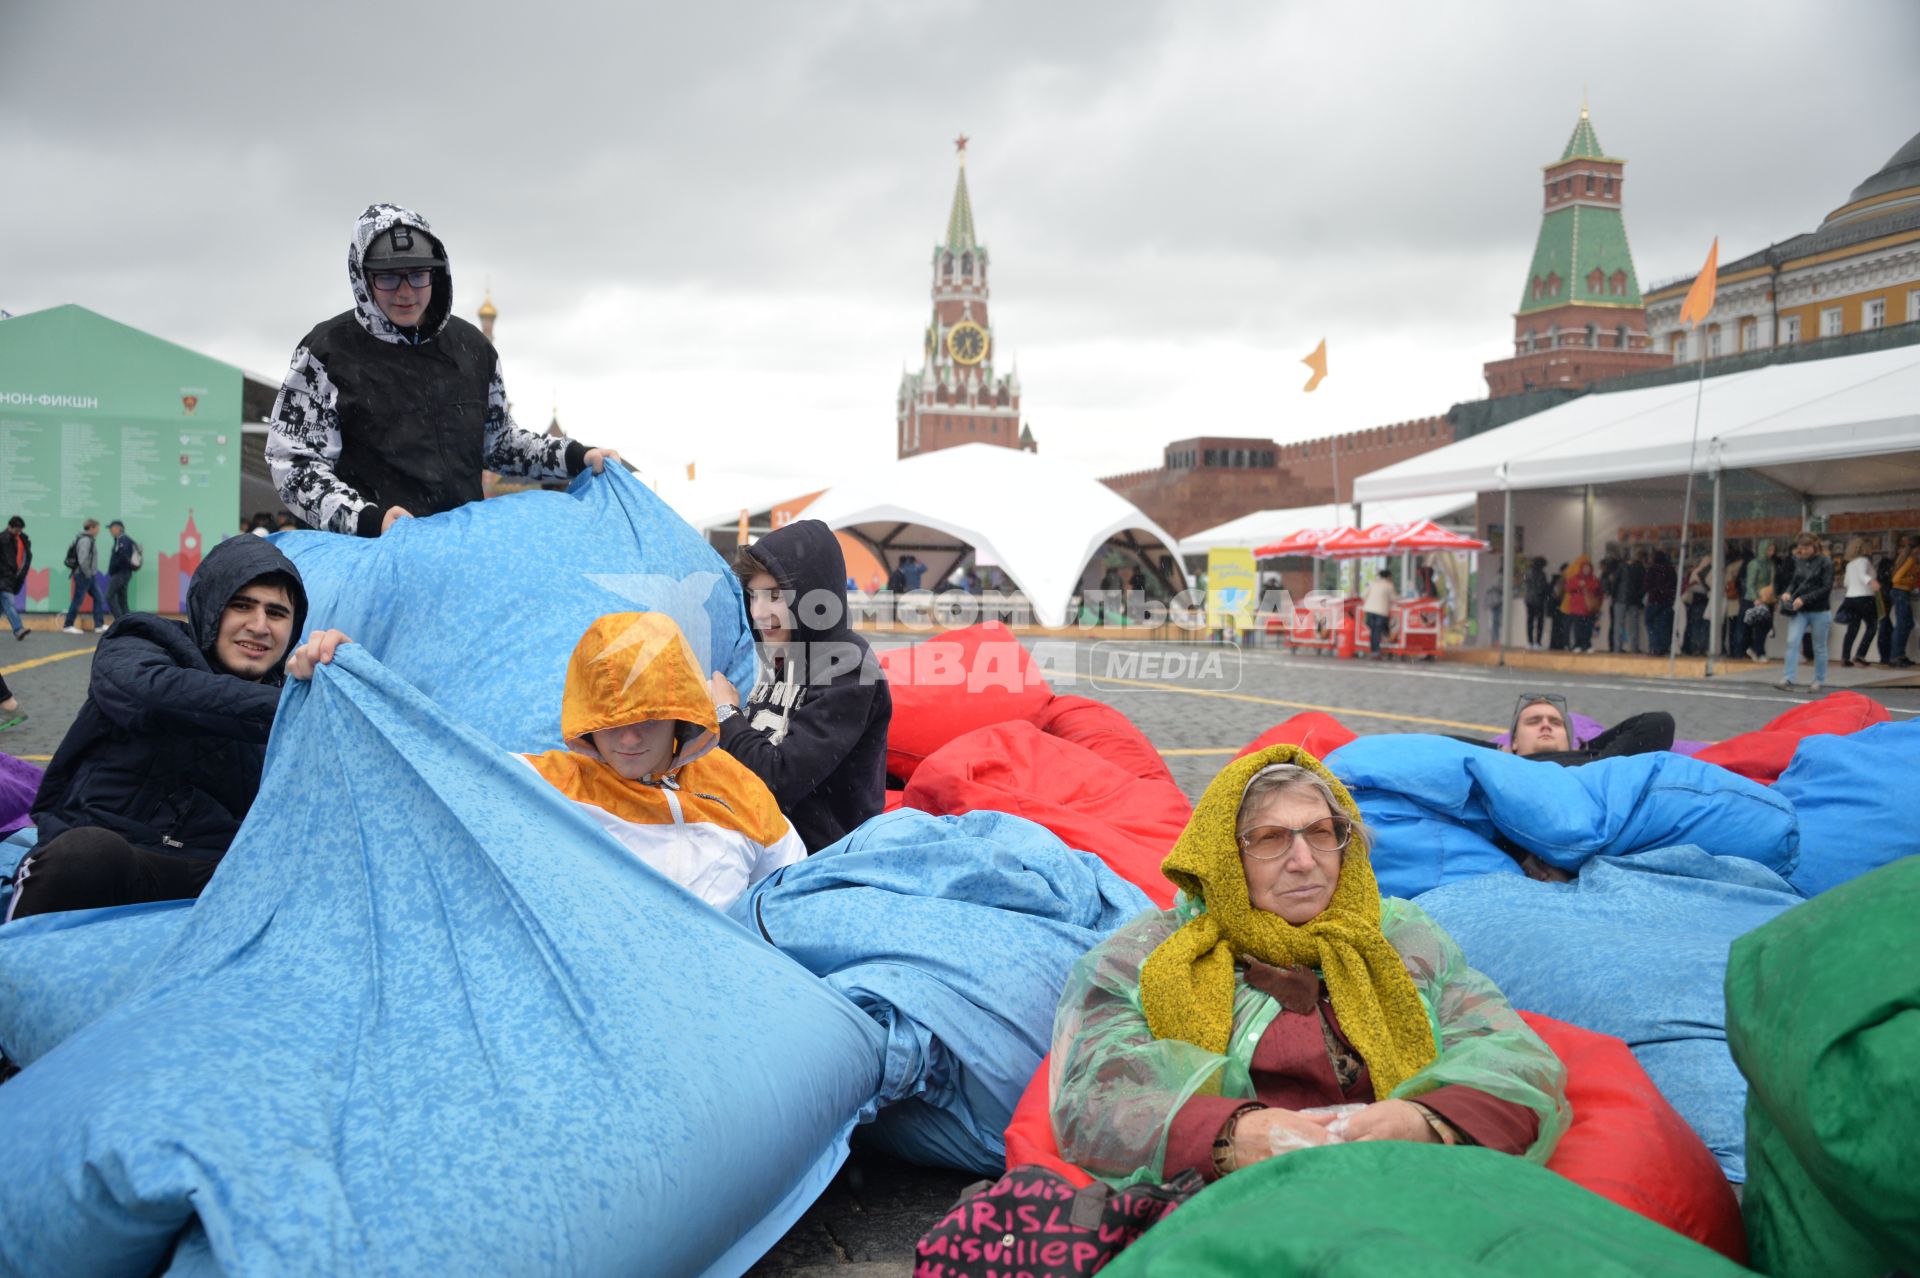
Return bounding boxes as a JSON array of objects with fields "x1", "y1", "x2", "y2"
[
  {"x1": 903, "y1": 720, "x2": 1186, "y2": 907},
  {"x1": 877, "y1": 621, "x2": 1054, "y2": 783},
  {"x1": 1691, "y1": 690, "x2": 1889, "y2": 784},
  {"x1": 1032, "y1": 695, "x2": 1178, "y2": 787},
  {"x1": 1520, "y1": 1012, "x2": 1746, "y2": 1263},
  {"x1": 1235, "y1": 711, "x2": 1359, "y2": 760},
  {"x1": 1000, "y1": 1012, "x2": 1744, "y2": 1261}
]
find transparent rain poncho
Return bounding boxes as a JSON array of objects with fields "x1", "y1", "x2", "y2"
[{"x1": 1050, "y1": 894, "x2": 1571, "y2": 1186}]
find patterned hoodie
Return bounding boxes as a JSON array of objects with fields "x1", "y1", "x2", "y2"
[
  {"x1": 520, "y1": 613, "x2": 805, "y2": 911},
  {"x1": 266, "y1": 203, "x2": 592, "y2": 536}
]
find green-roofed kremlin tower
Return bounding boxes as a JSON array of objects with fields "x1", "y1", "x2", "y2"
[
  {"x1": 898, "y1": 137, "x2": 1032, "y2": 459},
  {"x1": 1484, "y1": 105, "x2": 1672, "y2": 398}
]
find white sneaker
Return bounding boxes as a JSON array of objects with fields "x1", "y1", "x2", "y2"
[
  {"x1": 1810, "y1": 682, "x2": 1825, "y2": 693},
  {"x1": 60, "y1": 625, "x2": 83, "y2": 635}
]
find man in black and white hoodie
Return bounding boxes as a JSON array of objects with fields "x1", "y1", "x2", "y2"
[{"x1": 266, "y1": 203, "x2": 621, "y2": 537}]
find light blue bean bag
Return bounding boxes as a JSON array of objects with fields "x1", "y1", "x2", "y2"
[
  {"x1": 1326, "y1": 734, "x2": 1799, "y2": 898},
  {"x1": 1769, "y1": 718, "x2": 1920, "y2": 896},
  {"x1": 731, "y1": 807, "x2": 1152, "y2": 1175},
  {"x1": 0, "y1": 646, "x2": 885, "y2": 1277},
  {"x1": 274, "y1": 465, "x2": 758, "y2": 754},
  {"x1": 1417, "y1": 846, "x2": 1804, "y2": 1181}
]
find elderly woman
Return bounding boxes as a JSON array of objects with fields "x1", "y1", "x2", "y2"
[{"x1": 1050, "y1": 746, "x2": 1569, "y2": 1185}]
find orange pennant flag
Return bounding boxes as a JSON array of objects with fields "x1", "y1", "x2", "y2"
[
  {"x1": 1301, "y1": 338, "x2": 1328, "y2": 392},
  {"x1": 1677, "y1": 237, "x2": 1719, "y2": 327}
]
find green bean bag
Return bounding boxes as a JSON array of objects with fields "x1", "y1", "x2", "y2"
[
  {"x1": 1726, "y1": 856, "x2": 1920, "y2": 1278},
  {"x1": 1100, "y1": 1143, "x2": 1750, "y2": 1276}
]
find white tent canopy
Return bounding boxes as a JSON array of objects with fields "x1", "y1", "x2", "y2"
[
  {"x1": 799, "y1": 443, "x2": 1186, "y2": 627},
  {"x1": 1179, "y1": 492, "x2": 1477, "y2": 555},
  {"x1": 1354, "y1": 345, "x2": 1920, "y2": 502}
]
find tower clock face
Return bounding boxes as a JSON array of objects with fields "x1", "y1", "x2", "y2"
[{"x1": 946, "y1": 320, "x2": 989, "y2": 366}]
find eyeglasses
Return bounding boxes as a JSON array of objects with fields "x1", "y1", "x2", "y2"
[
  {"x1": 1238, "y1": 818, "x2": 1352, "y2": 860},
  {"x1": 1512, "y1": 693, "x2": 1569, "y2": 726},
  {"x1": 368, "y1": 269, "x2": 433, "y2": 291}
]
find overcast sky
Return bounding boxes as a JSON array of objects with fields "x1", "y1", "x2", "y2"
[{"x1": 4, "y1": 0, "x2": 1917, "y2": 485}]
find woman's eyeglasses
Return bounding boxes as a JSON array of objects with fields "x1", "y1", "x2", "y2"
[
  {"x1": 1237, "y1": 818, "x2": 1352, "y2": 860},
  {"x1": 369, "y1": 269, "x2": 433, "y2": 291}
]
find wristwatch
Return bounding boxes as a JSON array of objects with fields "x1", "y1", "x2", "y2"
[
  {"x1": 1211, "y1": 1104, "x2": 1266, "y2": 1177},
  {"x1": 715, "y1": 702, "x2": 738, "y2": 724}
]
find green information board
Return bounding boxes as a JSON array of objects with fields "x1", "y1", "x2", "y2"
[{"x1": 0, "y1": 305, "x2": 241, "y2": 616}]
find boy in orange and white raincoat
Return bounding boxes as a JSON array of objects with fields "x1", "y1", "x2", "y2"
[{"x1": 521, "y1": 612, "x2": 806, "y2": 911}]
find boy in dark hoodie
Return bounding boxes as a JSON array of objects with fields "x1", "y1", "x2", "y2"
[
  {"x1": 708, "y1": 519, "x2": 891, "y2": 852},
  {"x1": 265, "y1": 203, "x2": 620, "y2": 537},
  {"x1": 9, "y1": 537, "x2": 315, "y2": 918}
]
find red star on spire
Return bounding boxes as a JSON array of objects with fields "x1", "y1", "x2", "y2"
[{"x1": 954, "y1": 134, "x2": 970, "y2": 155}]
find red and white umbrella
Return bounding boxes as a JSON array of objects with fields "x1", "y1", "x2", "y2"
[
  {"x1": 1384, "y1": 520, "x2": 1488, "y2": 553},
  {"x1": 1251, "y1": 527, "x2": 1342, "y2": 558}
]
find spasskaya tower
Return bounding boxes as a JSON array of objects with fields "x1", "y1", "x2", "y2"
[{"x1": 896, "y1": 137, "x2": 1033, "y2": 459}]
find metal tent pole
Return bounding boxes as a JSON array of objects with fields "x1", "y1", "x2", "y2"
[
  {"x1": 1500, "y1": 478, "x2": 1514, "y2": 667},
  {"x1": 1706, "y1": 467, "x2": 1725, "y2": 677}
]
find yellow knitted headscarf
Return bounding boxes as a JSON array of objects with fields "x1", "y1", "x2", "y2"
[{"x1": 1138, "y1": 745, "x2": 1437, "y2": 1099}]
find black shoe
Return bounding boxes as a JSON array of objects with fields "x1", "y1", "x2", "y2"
[{"x1": 10, "y1": 629, "x2": 25, "y2": 641}]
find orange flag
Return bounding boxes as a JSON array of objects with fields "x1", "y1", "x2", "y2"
[
  {"x1": 686, "y1": 461, "x2": 697, "y2": 481},
  {"x1": 1677, "y1": 238, "x2": 1719, "y2": 327},
  {"x1": 1301, "y1": 338, "x2": 1328, "y2": 393}
]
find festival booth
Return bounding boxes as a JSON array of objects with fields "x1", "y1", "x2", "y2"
[
  {"x1": 1253, "y1": 520, "x2": 1486, "y2": 659},
  {"x1": 1354, "y1": 343, "x2": 1920, "y2": 664},
  {"x1": 798, "y1": 443, "x2": 1188, "y2": 629}
]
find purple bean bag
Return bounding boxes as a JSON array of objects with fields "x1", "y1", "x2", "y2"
[{"x1": 0, "y1": 753, "x2": 41, "y2": 838}]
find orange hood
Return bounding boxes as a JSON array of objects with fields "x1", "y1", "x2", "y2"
[{"x1": 560, "y1": 612, "x2": 719, "y2": 778}]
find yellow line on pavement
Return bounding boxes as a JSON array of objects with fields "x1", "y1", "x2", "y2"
[
  {"x1": 1098, "y1": 676, "x2": 1502, "y2": 734},
  {"x1": 12, "y1": 755, "x2": 50, "y2": 762},
  {"x1": 2, "y1": 645, "x2": 96, "y2": 677}
]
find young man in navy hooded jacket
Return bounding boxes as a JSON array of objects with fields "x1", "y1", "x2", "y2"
[
  {"x1": 709, "y1": 519, "x2": 891, "y2": 852},
  {"x1": 265, "y1": 203, "x2": 620, "y2": 536},
  {"x1": 9, "y1": 537, "x2": 310, "y2": 918}
]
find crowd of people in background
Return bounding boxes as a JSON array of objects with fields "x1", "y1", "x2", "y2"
[{"x1": 1512, "y1": 531, "x2": 1918, "y2": 678}]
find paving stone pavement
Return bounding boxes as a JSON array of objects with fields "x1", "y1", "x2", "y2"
[{"x1": 7, "y1": 634, "x2": 1917, "y2": 1276}]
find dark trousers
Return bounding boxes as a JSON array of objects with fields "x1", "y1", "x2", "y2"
[
  {"x1": 1683, "y1": 599, "x2": 1709, "y2": 654},
  {"x1": 1549, "y1": 612, "x2": 1568, "y2": 650},
  {"x1": 1366, "y1": 611, "x2": 1389, "y2": 655},
  {"x1": 1570, "y1": 615, "x2": 1594, "y2": 650},
  {"x1": 1746, "y1": 609, "x2": 1773, "y2": 659},
  {"x1": 106, "y1": 570, "x2": 131, "y2": 621},
  {"x1": 1586, "y1": 710, "x2": 1678, "y2": 759},
  {"x1": 1840, "y1": 599, "x2": 1874, "y2": 663},
  {"x1": 63, "y1": 574, "x2": 107, "y2": 628},
  {"x1": 6, "y1": 826, "x2": 219, "y2": 920},
  {"x1": 1645, "y1": 602, "x2": 1675, "y2": 654},
  {"x1": 1525, "y1": 602, "x2": 1546, "y2": 646}
]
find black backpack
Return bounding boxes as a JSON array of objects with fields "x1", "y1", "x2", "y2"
[{"x1": 64, "y1": 536, "x2": 82, "y2": 572}]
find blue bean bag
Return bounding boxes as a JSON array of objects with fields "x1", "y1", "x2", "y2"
[
  {"x1": 1326, "y1": 734, "x2": 1799, "y2": 898},
  {"x1": 730, "y1": 807, "x2": 1152, "y2": 1176},
  {"x1": 0, "y1": 898, "x2": 189, "y2": 1066},
  {"x1": 1416, "y1": 845, "x2": 1804, "y2": 1181},
  {"x1": 0, "y1": 646, "x2": 885, "y2": 1277},
  {"x1": 274, "y1": 466, "x2": 757, "y2": 754},
  {"x1": 1769, "y1": 718, "x2": 1920, "y2": 897}
]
